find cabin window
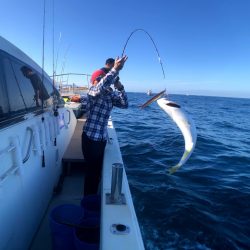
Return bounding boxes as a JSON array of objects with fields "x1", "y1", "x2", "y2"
[
  {"x1": 0, "y1": 59, "x2": 9, "y2": 121},
  {"x1": 0, "y1": 50, "x2": 64, "y2": 125},
  {"x1": 43, "y1": 77, "x2": 54, "y2": 96},
  {"x1": 2, "y1": 57, "x2": 28, "y2": 114},
  {"x1": 12, "y1": 61, "x2": 52, "y2": 110},
  {"x1": 42, "y1": 77, "x2": 55, "y2": 107},
  {"x1": 43, "y1": 77, "x2": 65, "y2": 107},
  {"x1": 2, "y1": 54, "x2": 54, "y2": 113}
]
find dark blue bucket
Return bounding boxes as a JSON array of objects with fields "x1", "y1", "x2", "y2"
[
  {"x1": 81, "y1": 195, "x2": 101, "y2": 218},
  {"x1": 74, "y1": 217, "x2": 100, "y2": 250},
  {"x1": 49, "y1": 204, "x2": 83, "y2": 250}
]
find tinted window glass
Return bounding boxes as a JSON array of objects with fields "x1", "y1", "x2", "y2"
[
  {"x1": 43, "y1": 76, "x2": 54, "y2": 96},
  {"x1": 36, "y1": 73, "x2": 65, "y2": 107},
  {"x1": 0, "y1": 57, "x2": 9, "y2": 121},
  {"x1": 1, "y1": 50, "x2": 64, "y2": 120},
  {"x1": 5, "y1": 56, "x2": 52, "y2": 111},
  {"x1": 53, "y1": 85, "x2": 65, "y2": 107},
  {"x1": 44, "y1": 77, "x2": 65, "y2": 107},
  {"x1": 43, "y1": 77, "x2": 54, "y2": 107},
  {"x1": 2, "y1": 57, "x2": 27, "y2": 113},
  {"x1": 12, "y1": 61, "x2": 40, "y2": 109}
]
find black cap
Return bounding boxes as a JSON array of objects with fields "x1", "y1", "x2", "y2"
[{"x1": 105, "y1": 58, "x2": 115, "y2": 65}]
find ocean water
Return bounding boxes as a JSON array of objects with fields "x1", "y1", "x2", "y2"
[{"x1": 112, "y1": 93, "x2": 250, "y2": 250}]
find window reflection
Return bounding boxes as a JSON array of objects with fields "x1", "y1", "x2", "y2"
[
  {"x1": 0, "y1": 50, "x2": 65, "y2": 125},
  {"x1": 20, "y1": 66, "x2": 50, "y2": 107},
  {"x1": 0, "y1": 60, "x2": 9, "y2": 120},
  {"x1": 2, "y1": 57, "x2": 27, "y2": 113}
]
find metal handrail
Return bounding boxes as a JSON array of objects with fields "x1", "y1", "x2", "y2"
[
  {"x1": 0, "y1": 145, "x2": 15, "y2": 159},
  {"x1": 0, "y1": 164, "x2": 19, "y2": 183},
  {"x1": 66, "y1": 110, "x2": 71, "y2": 126},
  {"x1": 0, "y1": 144, "x2": 18, "y2": 184},
  {"x1": 22, "y1": 127, "x2": 34, "y2": 164}
]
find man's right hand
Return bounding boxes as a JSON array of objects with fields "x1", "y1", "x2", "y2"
[
  {"x1": 113, "y1": 55, "x2": 128, "y2": 71},
  {"x1": 71, "y1": 95, "x2": 81, "y2": 102}
]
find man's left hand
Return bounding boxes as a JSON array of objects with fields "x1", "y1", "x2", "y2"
[{"x1": 114, "y1": 81, "x2": 124, "y2": 91}]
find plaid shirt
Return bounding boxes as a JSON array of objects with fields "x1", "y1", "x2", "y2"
[{"x1": 83, "y1": 69, "x2": 128, "y2": 141}]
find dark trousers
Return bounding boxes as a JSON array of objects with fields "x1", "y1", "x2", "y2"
[{"x1": 82, "y1": 132, "x2": 107, "y2": 196}]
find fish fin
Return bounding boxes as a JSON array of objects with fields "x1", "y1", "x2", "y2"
[{"x1": 168, "y1": 164, "x2": 181, "y2": 174}]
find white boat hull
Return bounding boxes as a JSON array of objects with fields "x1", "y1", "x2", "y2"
[
  {"x1": 0, "y1": 108, "x2": 76, "y2": 249},
  {"x1": 0, "y1": 35, "x2": 77, "y2": 249}
]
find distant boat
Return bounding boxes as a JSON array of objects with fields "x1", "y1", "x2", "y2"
[{"x1": 147, "y1": 89, "x2": 152, "y2": 96}]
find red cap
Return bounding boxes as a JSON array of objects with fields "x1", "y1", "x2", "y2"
[{"x1": 90, "y1": 69, "x2": 106, "y2": 84}]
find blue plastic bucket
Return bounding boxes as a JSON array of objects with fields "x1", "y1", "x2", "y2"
[
  {"x1": 74, "y1": 217, "x2": 100, "y2": 250},
  {"x1": 81, "y1": 195, "x2": 101, "y2": 218},
  {"x1": 49, "y1": 204, "x2": 84, "y2": 250}
]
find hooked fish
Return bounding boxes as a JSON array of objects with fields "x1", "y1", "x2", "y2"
[
  {"x1": 139, "y1": 89, "x2": 166, "y2": 109},
  {"x1": 157, "y1": 97, "x2": 197, "y2": 174}
]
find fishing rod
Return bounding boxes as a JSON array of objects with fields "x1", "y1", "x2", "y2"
[
  {"x1": 52, "y1": 0, "x2": 55, "y2": 89},
  {"x1": 121, "y1": 28, "x2": 166, "y2": 79},
  {"x1": 41, "y1": 0, "x2": 46, "y2": 167},
  {"x1": 52, "y1": 0, "x2": 59, "y2": 118},
  {"x1": 41, "y1": 0, "x2": 46, "y2": 107}
]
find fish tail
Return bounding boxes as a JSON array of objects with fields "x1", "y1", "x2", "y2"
[{"x1": 168, "y1": 164, "x2": 181, "y2": 174}]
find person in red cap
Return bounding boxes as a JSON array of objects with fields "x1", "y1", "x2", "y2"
[
  {"x1": 101, "y1": 58, "x2": 115, "y2": 74},
  {"x1": 82, "y1": 56, "x2": 128, "y2": 195},
  {"x1": 71, "y1": 59, "x2": 116, "y2": 103}
]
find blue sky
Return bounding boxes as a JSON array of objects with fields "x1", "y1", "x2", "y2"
[{"x1": 0, "y1": 0, "x2": 250, "y2": 98}]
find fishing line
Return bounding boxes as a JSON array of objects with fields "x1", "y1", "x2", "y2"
[
  {"x1": 60, "y1": 44, "x2": 71, "y2": 86},
  {"x1": 121, "y1": 28, "x2": 165, "y2": 79}
]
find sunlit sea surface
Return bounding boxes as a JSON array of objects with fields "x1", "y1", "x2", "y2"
[{"x1": 112, "y1": 93, "x2": 250, "y2": 250}]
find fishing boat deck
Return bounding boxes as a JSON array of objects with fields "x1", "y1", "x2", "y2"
[
  {"x1": 30, "y1": 116, "x2": 145, "y2": 250},
  {"x1": 62, "y1": 116, "x2": 86, "y2": 174},
  {"x1": 30, "y1": 117, "x2": 87, "y2": 250}
]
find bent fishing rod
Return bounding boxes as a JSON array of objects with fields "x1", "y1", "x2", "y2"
[{"x1": 121, "y1": 28, "x2": 166, "y2": 79}]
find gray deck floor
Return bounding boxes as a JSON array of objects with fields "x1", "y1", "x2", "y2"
[
  {"x1": 30, "y1": 167, "x2": 85, "y2": 250},
  {"x1": 30, "y1": 117, "x2": 86, "y2": 250},
  {"x1": 63, "y1": 117, "x2": 86, "y2": 165}
]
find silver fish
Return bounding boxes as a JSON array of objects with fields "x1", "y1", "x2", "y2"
[{"x1": 157, "y1": 97, "x2": 197, "y2": 174}]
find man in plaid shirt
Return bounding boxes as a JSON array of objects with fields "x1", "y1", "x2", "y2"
[{"x1": 82, "y1": 56, "x2": 128, "y2": 195}]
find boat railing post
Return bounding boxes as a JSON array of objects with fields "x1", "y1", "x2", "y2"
[{"x1": 106, "y1": 163, "x2": 126, "y2": 205}]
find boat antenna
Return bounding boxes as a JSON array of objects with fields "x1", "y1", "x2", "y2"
[
  {"x1": 41, "y1": 0, "x2": 46, "y2": 167},
  {"x1": 121, "y1": 28, "x2": 165, "y2": 79}
]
